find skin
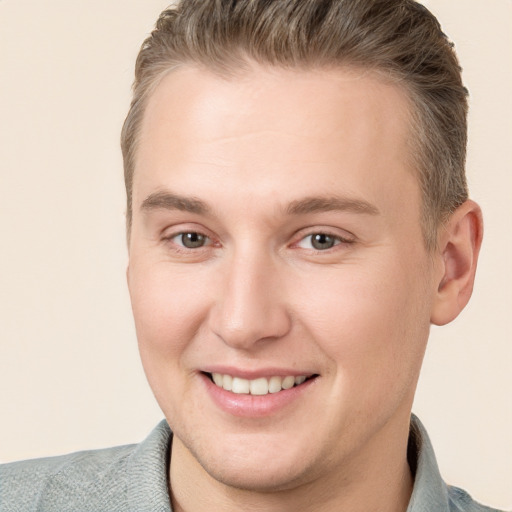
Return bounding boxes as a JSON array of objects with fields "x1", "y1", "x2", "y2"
[{"x1": 127, "y1": 64, "x2": 482, "y2": 512}]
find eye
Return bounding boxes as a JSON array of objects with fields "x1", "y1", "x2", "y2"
[
  {"x1": 297, "y1": 232, "x2": 348, "y2": 250},
  {"x1": 172, "y1": 232, "x2": 210, "y2": 249}
]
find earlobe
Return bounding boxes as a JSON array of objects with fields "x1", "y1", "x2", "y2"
[{"x1": 430, "y1": 200, "x2": 483, "y2": 326}]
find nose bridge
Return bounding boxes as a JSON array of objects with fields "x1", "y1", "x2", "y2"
[{"x1": 210, "y1": 244, "x2": 290, "y2": 349}]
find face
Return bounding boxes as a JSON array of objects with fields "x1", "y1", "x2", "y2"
[{"x1": 127, "y1": 64, "x2": 436, "y2": 492}]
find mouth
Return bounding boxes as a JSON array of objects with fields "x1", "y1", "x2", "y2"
[{"x1": 204, "y1": 372, "x2": 317, "y2": 396}]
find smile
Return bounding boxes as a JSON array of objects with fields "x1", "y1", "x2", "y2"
[{"x1": 209, "y1": 373, "x2": 312, "y2": 395}]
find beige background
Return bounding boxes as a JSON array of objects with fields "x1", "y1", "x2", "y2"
[{"x1": 0, "y1": 1, "x2": 510, "y2": 509}]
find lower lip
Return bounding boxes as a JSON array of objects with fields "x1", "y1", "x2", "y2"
[{"x1": 201, "y1": 373, "x2": 317, "y2": 418}]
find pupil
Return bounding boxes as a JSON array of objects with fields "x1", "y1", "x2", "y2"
[
  {"x1": 182, "y1": 232, "x2": 205, "y2": 248},
  {"x1": 312, "y1": 233, "x2": 334, "y2": 250}
]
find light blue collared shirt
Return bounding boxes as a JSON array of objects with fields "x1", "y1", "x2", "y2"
[
  {"x1": 0, "y1": 415, "x2": 504, "y2": 511},
  {"x1": 406, "y1": 415, "x2": 503, "y2": 511}
]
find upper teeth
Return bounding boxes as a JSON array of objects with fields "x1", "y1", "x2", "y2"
[{"x1": 211, "y1": 373, "x2": 308, "y2": 395}]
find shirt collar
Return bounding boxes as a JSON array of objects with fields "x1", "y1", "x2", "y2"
[
  {"x1": 406, "y1": 414, "x2": 450, "y2": 512},
  {"x1": 126, "y1": 419, "x2": 173, "y2": 512}
]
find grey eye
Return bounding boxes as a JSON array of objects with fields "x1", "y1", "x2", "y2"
[
  {"x1": 180, "y1": 232, "x2": 207, "y2": 248},
  {"x1": 310, "y1": 233, "x2": 337, "y2": 250}
]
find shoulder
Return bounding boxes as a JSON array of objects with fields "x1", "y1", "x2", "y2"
[
  {"x1": 0, "y1": 419, "x2": 173, "y2": 512},
  {"x1": 447, "y1": 486, "x2": 506, "y2": 512},
  {"x1": 0, "y1": 443, "x2": 136, "y2": 512}
]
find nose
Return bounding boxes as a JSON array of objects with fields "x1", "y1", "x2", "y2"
[{"x1": 209, "y1": 249, "x2": 292, "y2": 350}]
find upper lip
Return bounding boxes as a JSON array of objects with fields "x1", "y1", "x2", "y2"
[{"x1": 201, "y1": 366, "x2": 317, "y2": 380}]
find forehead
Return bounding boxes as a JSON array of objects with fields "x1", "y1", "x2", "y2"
[{"x1": 133, "y1": 64, "x2": 418, "y2": 221}]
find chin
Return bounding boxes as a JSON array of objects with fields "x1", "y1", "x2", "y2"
[
  {"x1": 200, "y1": 455, "x2": 313, "y2": 493},
  {"x1": 183, "y1": 431, "x2": 322, "y2": 493}
]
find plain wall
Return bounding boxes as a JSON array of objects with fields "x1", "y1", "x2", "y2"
[{"x1": 0, "y1": 1, "x2": 510, "y2": 509}]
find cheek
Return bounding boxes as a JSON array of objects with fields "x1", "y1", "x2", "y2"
[
  {"x1": 128, "y1": 262, "x2": 214, "y2": 420},
  {"x1": 128, "y1": 262, "x2": 210, "y2": 363},
  {"x1": 292, "y1": 256, "x2": 431, "y2": 387}
]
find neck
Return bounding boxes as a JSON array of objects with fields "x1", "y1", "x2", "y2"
[{"x1": 169, "y1": 416, "x2": 414, "y2": 512}]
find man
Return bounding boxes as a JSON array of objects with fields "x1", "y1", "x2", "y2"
[{"x1": 0, "y1": 1, "x2": 503, "y2": 511}]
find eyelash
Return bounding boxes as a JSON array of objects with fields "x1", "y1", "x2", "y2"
[
  {"x1": 294, "y1": 232, "x2": 354, "y2": 251},
  {"x1": 162, "y1": 229, "x2": 354, "y2": 254},
  {"x1": 163, "y1": 231, "x2": 214, "y2": 252}
]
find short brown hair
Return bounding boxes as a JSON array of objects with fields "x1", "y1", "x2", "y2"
[{"x1": 121, "y1": 0, "x2": 469, "y2": 249}]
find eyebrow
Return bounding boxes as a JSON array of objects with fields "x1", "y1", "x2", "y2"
[
  {"x1": 141, "y1": 191, "x2": 210, "y2": 215},
  {"x1": 140, "y1": 191, "x2": 379, "y2": 217},
  {"x1": 286, "y1": 196, "x2": 380, "y2": 216}
]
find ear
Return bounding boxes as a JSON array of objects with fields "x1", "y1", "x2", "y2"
[{"x1": 430, "y1": 200, "x2": 483, "y2": 326}]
